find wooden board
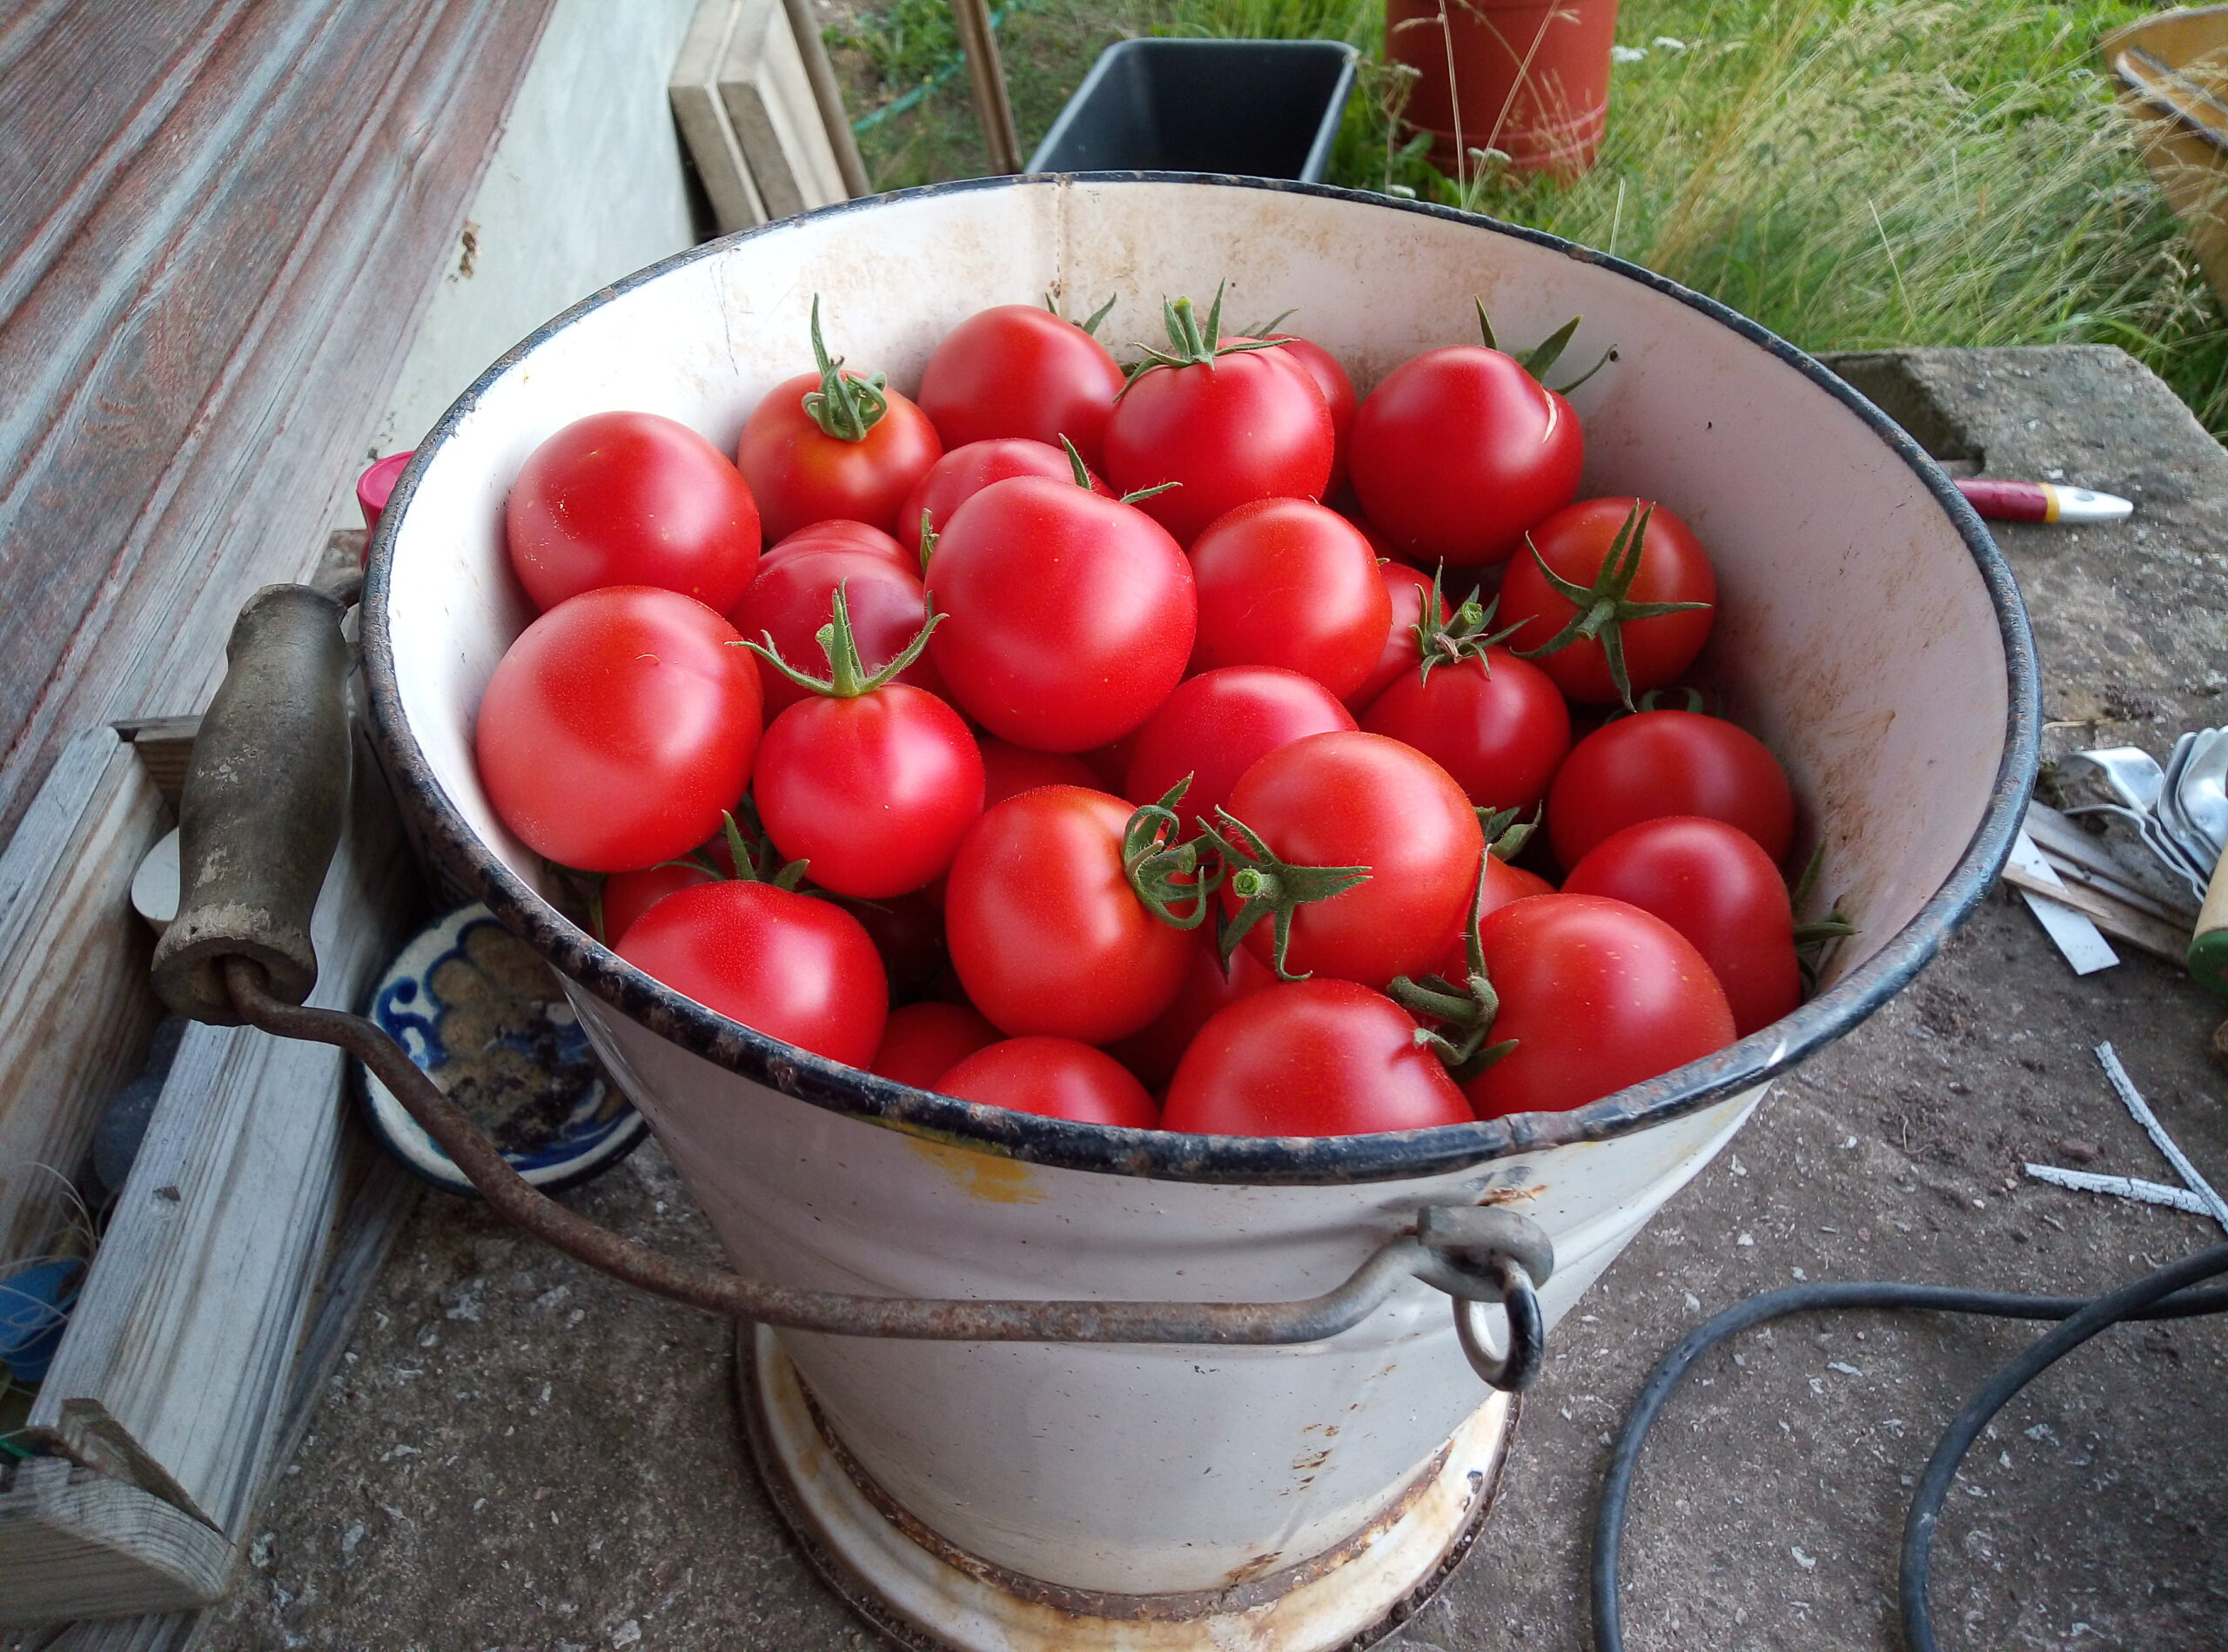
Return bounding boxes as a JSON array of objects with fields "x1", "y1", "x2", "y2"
[
  {"x1": 671, "y1": 0, "x2": 770, "y2": 235},
  {"x1": 2, "y1": 735, "x2": 425, "y2": 1626},
  {"x1": 0, "y1": 0, "x2": 557, "y2": 852},
  {"x1": 718, "y1": 0, "x2": 849, "y2": 220},
  {"x1": 0, "y1": 730, "x2": 169, "y2": 1268},
  {"x1": 0, "y1": 1461, "x2": 231, "y2": 1628}
]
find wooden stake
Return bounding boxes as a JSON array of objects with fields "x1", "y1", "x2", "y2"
[{"x1": 950, "y1": 0, "x2": 1023, "y2": 175}]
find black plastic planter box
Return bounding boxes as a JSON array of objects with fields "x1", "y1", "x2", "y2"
[{"x1": 1027, "y1": 38, "x2": 1359, "y2": 183}]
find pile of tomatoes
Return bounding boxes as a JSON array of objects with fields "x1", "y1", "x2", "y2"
[{"x1": 474, "y1": 289, "x2": 1833, "y2": 1138}]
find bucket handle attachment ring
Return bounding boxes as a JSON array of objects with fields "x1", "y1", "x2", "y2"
[{"x1": 151, "y1": 581, "x2": 1555, "y2": 1393}]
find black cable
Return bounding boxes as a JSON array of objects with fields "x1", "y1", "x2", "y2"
[{"x1": 1591, "y1": 1247, "x2": 2228, "y2": 1652}]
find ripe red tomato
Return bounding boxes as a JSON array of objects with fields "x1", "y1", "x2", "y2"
[
  {"x1": 900, "y1": 437, "x2": 1108, "y2": 549},
  {"x1": 1346, "y1": 561, "x2": 1449, "y2": 713},
  {"x1": 1187, "y1": 499, "x2": 1391, "y2": 698},
  {"x1": 1500, "y1": 498, "x2": 1716, "y2": 705},
  {"x1": 1264, "y1": 332, "x2": 1356, "y2": 496},
  {"x1": 944, "y1": 786, "x2": 1194, "y2": 1042},
  {"x1": 1360, "y1": 646, "x2": 1571, "y2": 812},
  {"x1": 1460, "y1": 894, "x2": 1735, "y2": 1118},
  {"x1": 476, "y1": 587, "x2": 761, "y2": 873},
  {"x1": 1162, "y1": 980, "x2": 1473, "y2": 1136},
  {"x1": 736, "y1": 306, "x2": 943, "y2": 541},
  {"x1": 915, "y1": 305, "x2": 1127, "y2": 470},
  {"x1": 926, "y1": 476, "x2": 1195, "y2": 752},
  {"x1": 1218, "y1": 731, "x2": 1483, "y2": 986},
  {"x1": 505, "y1": 412, "x2": 762, "y2": 614},
  {"x1": 939, "y1": 1037, "x2": 1159, "y2": 1127},
  {"x1": 615, "y1": 879, "x2": 887, "y2": 1065},
  {"x1": 1562, "y1": 816, "x2": 1799, "y2": 1037},
  {"x1": 763, "y1": 519, "x2": 913, "y2": 578},
  {"x1": 602, "y1": 861, "x2": 715, "y2": 944},
  {"x1": 1124, "y1": 667, "x2": 1356, "y2": 837},
  {"x1": 729, "y1": 547, "x2": 943, "y2": 719},
  {"x1": 1349, "y1": 346, "x2": 1581, "y2": 567},
  {"x1": 1102, "y1": 931, "x2": 1278, "y2": 1090},
  {"x1": 1104, "y1": 298, "x2": 1334, "y2": 544},
  {"x1": 871, "y1": 1000, "x2": 1001, "y2": 1087},
  {"x1": 755, "y1": 680, "x2": 983, "y2": 898},
  {"x1": 978, "y1": 736, "x2": 1097, "y2": 805},
  {"x1": 1547, "y1": 710, "x2": 1795, "y2": 870},
  {"x1": 834, "y1": 889, "x2": 949, "y2": 1002}
]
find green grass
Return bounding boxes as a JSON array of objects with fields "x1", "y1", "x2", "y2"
[{"x1": 826, "y1": 0, "x2": 2228, "y2": 438}]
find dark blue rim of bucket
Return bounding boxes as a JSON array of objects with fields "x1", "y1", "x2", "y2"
[{"x1": 360, "y1": 172, "x2": 2041, "y2": 1189}]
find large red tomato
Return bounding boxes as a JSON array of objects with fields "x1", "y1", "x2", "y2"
[
  {"x1": 1102, "y1": 932, "x2": 1278, "y2": 1091},
  {"x1": 1103, "y1": 295, "x2": 1334, "y2": 544},
  {"x1": 1349, "y1": 344, "x2": 1581, "y2": 567},
  {"x1": 926, "y1": 476, "x2": 1195, "y2": 752},
  {"x1": 1346, "y1": 561, "x2": 1449, "y2": 713},
  {"x1": 735, "y1": 303, "x2": 943, "y2": 541},
  {"x1": 728, "y1": 547, "x2": 943, "y2": 719},
  {"x1": 1360, "y1": 646, "x2": 1571, "y2": 812},
  {"x1": 978, "y1": 736, "x2": 1098, "y2": 806},
  {"x1": 751, "y1": 597, "x2": 983, "y2": 899},
  {"x1": 900, "y1": 437, "x2": 1109, "y2": 549},
  {"x1": 1162, "y1": 980, "x2": 1473, "y2": 1136},
  {"x1": 505, "y1": 412, "x2": 762, "y2": 614},
  {"x1": 1124, "y1": 667, "x2": 1356, "y2": 838},
  {"x1": 1547, "y1": 710, "x2": 1795, "y2": 870},
  {"x1": 871, "y1": 1000, "x2": 1001, "y2": 1088},
  {"x1": 1562, "y1": 816, "x2": 1800, "y2": 1037},
  {"x1": 762, "y1": 519, "x2": 914, "y2": 578},
  {"x1": 475, "y1": 587, "x2": 761, "y2": 872},
  {"x1": 1264, "y1": 332, "x2": 1356, "y2": 496},
  {"x1": 1459, "y1": 894, "x2": 1735, "y2": 1118},
  {"x1": 1218, "y1": 731, "x2": 1483, "y2": 986},
  {"x1": 939, "y1": 1037, "x2": 1159, "y2": 1127},
  {"x1": 616, "y1": 879, "x2": 887, "y2": 1066},
  {"x1": 915, "y1": 304, "x2": 1127, "y2": 470},
  {"x1": 944, "y1": 786, "x2": 1195, "y2": 1042},
  {"x1": 1500, "y1": 498, "x2": 1715, "y2": 707},
  {"x1": 1187, "y1": 499, "x2": 1391, "y2": 698}
]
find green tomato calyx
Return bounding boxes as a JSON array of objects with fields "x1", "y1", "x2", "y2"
[
  {"x1": 1513, "y1": 501, "x2": 1712, "y2": 711},
  {"x1": 801, "y1": 296, "x2": 890, "y2": 443},
  {"x1": 1211, "y1": 809, "x2": 1371, "y2": 982},
  {"x1": 742, "y1": 581, "x2": 942, "y2": 699},
  {"x1": 1122, "y1": 777, "x2": 1225, "y2": 930}
]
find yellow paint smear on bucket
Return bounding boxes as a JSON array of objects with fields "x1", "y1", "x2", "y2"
[{"x1": 904, "y1": 1136, "x2": 1049, "y2": 1205}]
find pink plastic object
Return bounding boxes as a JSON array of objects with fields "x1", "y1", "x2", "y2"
[{"x1": 357, "y1": 452, "x2": 414, "y2": 535}]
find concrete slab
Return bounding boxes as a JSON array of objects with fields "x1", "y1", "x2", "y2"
[{"x1": 193, "y1": 346, "x2": 2228, "y2": 1652}]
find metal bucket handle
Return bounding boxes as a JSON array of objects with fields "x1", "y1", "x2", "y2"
[{"x1": 151, "y1": 582, "x2": 1554, "y2": 1392}]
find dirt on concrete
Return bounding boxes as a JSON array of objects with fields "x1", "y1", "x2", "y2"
[{"x1": 194, "y1": 346, "x2": 2228, "y2": 1652}]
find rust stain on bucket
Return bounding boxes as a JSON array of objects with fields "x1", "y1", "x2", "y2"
[{"x1": 906, "y1": 1136, "x2": 1049, "y2": 1205}]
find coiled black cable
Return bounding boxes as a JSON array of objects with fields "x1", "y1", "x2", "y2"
[{"x1": 1591, "y1": 1244, "x2": 2228, "y2": 1652}]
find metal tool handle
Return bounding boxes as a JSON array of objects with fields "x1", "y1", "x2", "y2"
[
  {"x1": 151, "y1": 583, "x2": 352, "y2": 1024},
  {"x1": 161, "y1": 584, "x2": 1555, "y2": 1390}
]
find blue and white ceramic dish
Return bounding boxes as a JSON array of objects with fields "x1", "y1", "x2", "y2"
[{"x1": 358, "y1": 903, "x2": 648, "y2": 1195}]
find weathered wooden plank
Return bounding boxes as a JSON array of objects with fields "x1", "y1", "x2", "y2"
[
  {"x1": 717, "y1": 0, "x2": 847, "y2": 221},
  {"x1": 0, "y1": 1461, "x2": 231, "y2": 1628},
  {"x1": 672, "y1": 0, "x2": 769, "y2": 236},
  {"x1": 0, "y1": 729, "x2": 167, "y2": 1266},
  {"x1": 10, "y1": 735, "x2": 423, "y2": 1617},
  {"x1": 0, "y1": 0, "x2": 556, "y2": 850}
]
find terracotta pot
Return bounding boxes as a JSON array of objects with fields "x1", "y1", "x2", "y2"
[{"x1": 1386, "y1": 0, "x2": 1621, "y2": 177}]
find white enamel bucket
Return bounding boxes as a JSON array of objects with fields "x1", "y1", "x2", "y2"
[{"x1": 362, "y1": 176, "x2": 2036, "y2": 1649}]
